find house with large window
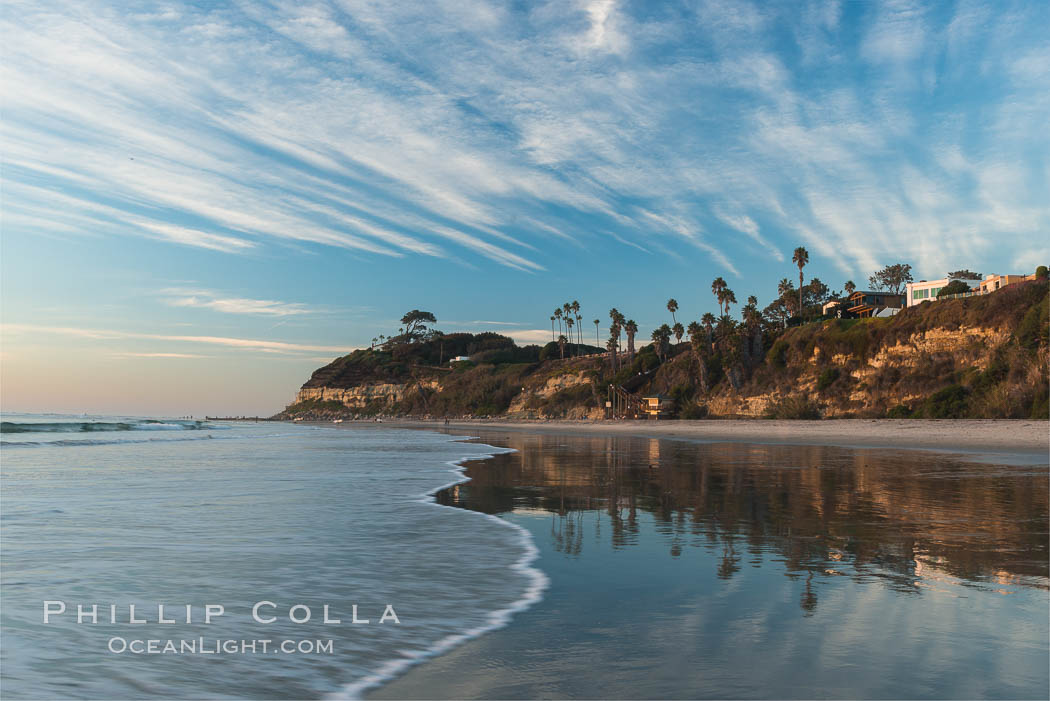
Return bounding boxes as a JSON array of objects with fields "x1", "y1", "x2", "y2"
[
  {"x1": 906, "y1": 276, "x2": 981, "y2": 306},
  {"x1": 906, "y1": 273, "x2": 1034, "y2": 307},
  {"x1": 846, "y1": 290, "x2": 904, "y2": 317}
]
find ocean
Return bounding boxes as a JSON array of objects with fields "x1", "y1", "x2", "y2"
[
  {"x1": 0, "y1": 415, "x2": 544, "y2": 699},
  {"x1": 3, "y1": 417, "x2": 1048, "y2": 700}
]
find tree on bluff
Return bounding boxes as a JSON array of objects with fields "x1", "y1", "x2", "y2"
[
  {"x1": 937, "y1": 280, "x2": 972, "y2": 298},
  {"x1": 400, "y1": 310, "x2": 437, "y2": 341},
  {"x1": 868, "y1": 263, "x2": 913, "y2": 295}
]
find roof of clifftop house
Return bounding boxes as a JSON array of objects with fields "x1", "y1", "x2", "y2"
[{"x1": 848, "y1": 290, "x2": 904, "y2": 299}]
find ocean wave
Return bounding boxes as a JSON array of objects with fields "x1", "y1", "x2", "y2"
[
  {"x1": 332, "y1": 437, "x2": 548, "y2": 700},
  {"x1": 0, "y1": 419, "x2": 213, "y2": 434},
  {"x1": 2, "y1": 431, "x2": 302, "y2": 448}
]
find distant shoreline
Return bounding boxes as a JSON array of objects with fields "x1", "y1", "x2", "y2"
[{"x1": 369, "y1": 418, "x2": 1050, "y2": 459}]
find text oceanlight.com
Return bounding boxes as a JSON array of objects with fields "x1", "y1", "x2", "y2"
[{"x1": 107, "y1": 637, "x2": 334, "y2": 655}]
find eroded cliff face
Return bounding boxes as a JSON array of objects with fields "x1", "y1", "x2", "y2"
[
  {"x1": 278, "y1": 280, "x2": 1048, "y2": 420},
  {"x1": 704, "y1": 325, "x2": 1018, "y2": 418},
  {"x1": 507, "y1": 370, "x2": 599, "y2": 418},
  {"x1": 295, "y1": 381, "x2": 440, "y2": 411}
]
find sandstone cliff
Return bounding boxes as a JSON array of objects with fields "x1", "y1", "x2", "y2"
[{"x1": 275, "y1": 280, "x2": 1048, "y2": 421}]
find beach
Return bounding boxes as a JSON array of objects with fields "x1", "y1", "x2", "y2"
[
  {"x1": 390, "y1": 418, "x2": 1048, "y2": 458},
  {"x1": 369, "y1": 423, "x2": 1049, "y2": 700}
]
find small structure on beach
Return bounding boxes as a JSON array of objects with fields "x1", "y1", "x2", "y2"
[{"x1": 641, "y1": 394, "x2": 675, "y2": 420}]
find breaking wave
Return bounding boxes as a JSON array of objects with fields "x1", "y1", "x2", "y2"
[{"x1": 1, "y1": 419, "x2": 213, "y2": 434}]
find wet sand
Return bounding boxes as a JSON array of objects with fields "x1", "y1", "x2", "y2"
[
  {"x1": 367, "y1": 427, "x2": 1049, "y2": 700},
  {"x1": 390, "y1": 418, "x2": 1048, "y2": 459}
]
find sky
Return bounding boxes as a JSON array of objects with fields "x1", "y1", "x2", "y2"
[{"x1": 2, "y1": 0, "x2": 1048, "y2": 416}]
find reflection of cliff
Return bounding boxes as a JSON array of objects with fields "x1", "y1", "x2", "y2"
[{"x1": 438, "y1": 433, "x2": 1049, "y2": 605}]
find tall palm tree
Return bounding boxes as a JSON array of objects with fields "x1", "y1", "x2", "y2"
[
  {"x1": 711, "y1": 277, "x2": 727, "y2": 316},
  {"x1": 793, "y1": 246, "x2": 809, "y2": 316},
  {"x1": 594, "y1": 318, "x2": 600, "y2": 349},
  {"x1": 609, "y1": 308, "x2": 624, "y2": 372},
  {"x1": 566, "y1": 316, "x2": 575, "y2": 355},
  {"x1": 701, "y1": 312, "x2": 716, "y2": 339},
  {"x1": 722, "y1": 289, "x2": 738, "y2": 318},
  {"x1": 625, "y1": 319, "x2": 638, "y2": 360},
  {"x1": 571, "y1": 300, "x2": 582, "y2": 347},
  {"x1": 550, "y1": 316, "x2": 555, "y2": 342},
  {"x1": 554, "y1": 307, "x2": 563, "y2": 337},
  {"x1": 673, "y1": 321, "x2": 684, "y2": 347},
  {"x1": 667, "y1": 298, "x2": 678, "y2": 325}
]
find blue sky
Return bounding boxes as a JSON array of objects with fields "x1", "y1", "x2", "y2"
[{"x1": 2, "y1": 0, "x2": 1048, "y2": 415}]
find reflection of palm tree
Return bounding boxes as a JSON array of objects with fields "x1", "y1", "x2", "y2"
[
  {"x1": 800, "y1": 571, "x2": 818, "y2": 616},
  {"x1": 717, "y1": 537, "x2": 741, "y2": 579}
]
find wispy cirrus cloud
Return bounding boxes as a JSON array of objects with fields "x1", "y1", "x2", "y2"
[
  {"x1": 2, "y1": 324, "x2": 351, "y2": 355},
  {"x1": 112, "y1": 352, "x2": 209, "y2": 359},
  {"x1": 2, "y1": 0, "x2": 1046, "y2": 282},
  {"x1": 159, "y1": 289, "x2": 311, "y2": 317}
]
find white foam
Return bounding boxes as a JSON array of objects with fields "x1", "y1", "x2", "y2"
[{"x1": 330, "y1": 434, "x2": 549, "y2": 700}]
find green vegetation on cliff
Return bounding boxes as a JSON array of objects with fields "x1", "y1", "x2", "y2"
[{"x1": 278, "y1": 280, "x2": 1049, "y2": 421}]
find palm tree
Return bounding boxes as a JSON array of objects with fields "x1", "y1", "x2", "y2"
[
  {"x1": 778, "y1": 277, "x2": 796, "y2": 316},
  {"x1": 554, "y1": 308, "x2": 563, "y2": 337},
  {"x1": 667, "y1": 298, "x2": 678, "y2": 326},
  {"x1": 566, "y1": 316, "x2": 575, "y2": 355},
  {"x1": 711, "y1": 277, "x2": 727, "y2": 316},
  {"x1": 701, "y1": 312, "x2": 716, "y2": 342},
  {"x1": 673, "y1": 321, "x2": 684, "y2": 347},
  {"x1": 609, "y1": 308, "x2": 624, "y2": 372},
  {"x1": 651, "y1": 324, "x2": 672, "y2": 361},
  {"x1": 625, "y1": 319, "x2": 638, "y2": 360},
  {"x1": 571, "y1": 300, "x2": 582, "y2": 347},
  {"x1": 722, "y1": 289, "x2": 738, "y2": 318},
  {"x1": 844, "y1": 280, "x2": 856, "y2": 297},
  {"x1": 594, "y1": 318, "x2": 600, "y2": 349},
  {"x1": 550, "y1": 316, "x2": 556, "y2": 342},
  {"x1": 793, "y1": 246, "x2": 809, "y2": 316},
  {"x1": 687, "y1": 321, "x2": 703, "y2": 355}
]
